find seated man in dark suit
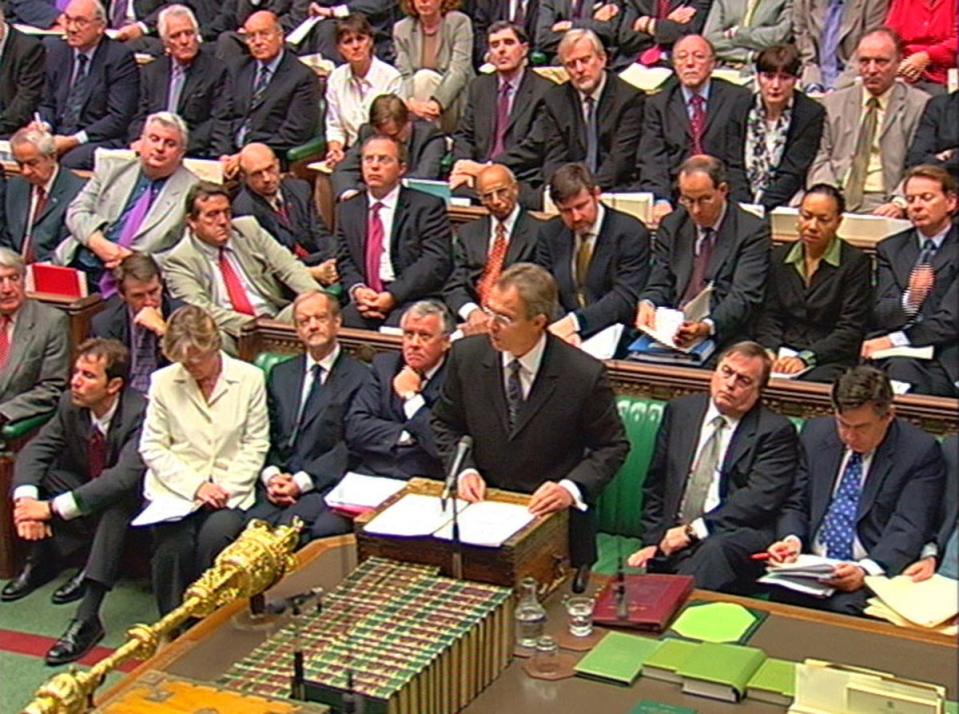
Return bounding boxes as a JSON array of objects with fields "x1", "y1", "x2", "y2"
[
  {"x1": 128, "y1": 4, "x2": 228, "y2": 158},
  {"x1": 629, "y1": 341, "x2": 799, "y2": 592},
  {"x1": 233, "y1": 142, "x2": 337, "y2": 286},
  {"x1": 618, "y1": 0, "x2": 710, "y2": 70},
  {"x1": 0, "y1": 248, "x2": 69, "y2": 428},
  {"x1": 0, "y1": 127, "x2": 86, "y2": 263},
  {"x1": 345, "y1": 300, "x2": 451, "y2": 481},
  {"x1": 861, "y1": 165, "x2": 958, "y2": 397},
  {"x1": 211, "y1": 10, "x2": 320, "y2": 178},
  {"x1": 444, "y1": 164, "x2": 543, "y2": 333},
  {"x1": 331, "y1": 93, "x2": 446, "y2": 201},
  {"x1": 2, "y1": 338, "x2": 146, "y2": 664},
  {"x1": 500, "y1": 29, "x2": 645, "y2": 204},
  {"x1": 34, "y1": 0, "x2": 140, "y2": 170},
  {"x1": 767, "y1": 366, "x2": 945, "y2": 615},
  {"x1": 902, "y1": 434, "x2": 957, "y2": 582},
  {"x1": 636, "y1": 155, "x2": 770, "y2": 358},
  {"x1": 9, "y1": 0, "x2": 164, "y2": 52},
  {"x1": 470, "y1": 0, "x2": 540, "y2": 67},
  {"x1": 637, "y1": 34, "x2": 751, "y2": 224},
  {"x1": 336, "y1": 134, "x2": 452, "y2": 329},
  {"x1": 0, "y1": 13, "x2": 45, "y2": 137},
  {"x1": 906, "y1": 91, "x2": 959, "y2": 186},
  {"x1": 432, "y1": 263, "x2": 629, "y2": 567},
  {"x1": 449, "y1": 21, "x2": 552, "y2": 205},
  {"x1": 247, "y1": 290, "x2": 370, "y2": 542},
  {"x1": 91, "y1": 253, "x2": 179, "y2": 394},
  {"x1": 537, "y1": 163, "x2": 650, "y2": 345},
  {"x1": 534, "y1": 0, "x2": 620, "y2": 65}
]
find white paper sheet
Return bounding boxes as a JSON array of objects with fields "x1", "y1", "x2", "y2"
[
  {"x1": 287, "y1": 16, "x2": 321, "y2": 45},
  {"x1": 581, "y1": 323, "x2": 624, "y2": 360},
  {"x1": 868, "y1": 345, "x2": 934, "y2": 361},
  {"x1": 131, "y1": 498, "x2": 199, "y2": 526},
  {"x1": 362, "y1": 493, "x2": 468, "y2": 537},
  {"x1": 432, "y1": 500, "x2": 535, "y2": 547},
  {"x1": 865, "y1": 574, "x2": 959, "y2": 629},
  {"x1": 324, "y1": 472, "x2": 407, "y2": 510}
]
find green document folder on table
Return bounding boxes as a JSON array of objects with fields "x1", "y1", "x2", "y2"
[
  {"x1": 746, "y1": 657, "x2": 796, "y2": 706},
  {"x1": 573, "y1": 631, "x2": 662, "y2": 686},
  {"x1": 669, "y1": 601, "x2": 767, "y2": 644},
  {"x1": 642, "y1": 638, "x2": 700, "y2": 683},
  {"x1": 676, "y1": 642, "x2": 767, "y2": 703}
]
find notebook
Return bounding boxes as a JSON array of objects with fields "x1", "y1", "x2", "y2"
[
  {"x1": 573, "y1": 631, "x2": 663, "y2": 686},
  {"x1": 677, "y1": 642, "x2": 767, "y2": 703}
]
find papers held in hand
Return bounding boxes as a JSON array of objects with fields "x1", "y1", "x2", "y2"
[
  {"x1": 637, "y1": 285, "x2": 713, "y2": 353},
  {"x1": 323, "y1": 472, "x2": 407, "y2": 514},
  {"x1": 757, "y1": 554, "x2": 849, "y2": 599},
  {"x1": 864, "y1": 574, "x2": 959, "y2": 630},
  {"x1": 770, "y1": 347, "x2": 814, "y2": 380},
  {"x1": 362, "y1": 493, "x2": 535, "y2": 547}
]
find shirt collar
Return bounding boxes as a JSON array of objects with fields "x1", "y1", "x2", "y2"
[
  {"x1": 582, "y1": 202, "x2": 605, "y2": 240},
  {"x1": 698, "y1": 201, "x2": 727, "y2": 234},
  {"x1": 193, "y1": 230, "x2": 235, "y2": 259},
  {"x1": 578, "y1": 71, "x2": 607, "y2": 105},
  {"x1": 306, "y1": 343, "x2": 341, "y2": 376},
  {"x1": 499, "y1": 68, "x2": 524, "y2": 91},
  {"x1": 39, "y1": 166, "x2": 59, "y2": 196},
  {"x1": 259, "y1": 49, "x2": 284, "y2": 77},
  {"x1": 682, "y1": 80, "x2": 711, "y2": 105},
  {"x1": 493, "y1": 204, "x2": 521, "y2": 235},
  {"x1": 705, "y1": 400, "x2": 741, "y2": 431},
  {"x1": 916, "y1": 223, "x2": 951, "y2": 248},
  {"x1": 422, "y1": 357, "x2": 445, "y2": 383},
  {"x1": 784, "y1": 236, "x2": 843, "y2": 270},
  {"x1": 862, "y1": 84, "x2": 892, "y2": 111},
  {"x1": 502, "y1": 332, "x2": 547, "y2": 377},
  {"x1": 370, "y1": 183, "x2": 401, "y2": 210},
  {"x1": 90, "y1": 394, "x2": 120, "y2": 434}
]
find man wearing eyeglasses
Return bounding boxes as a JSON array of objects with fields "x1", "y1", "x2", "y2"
[
  {"x1": 443, "y1": 164, "x2": 543, "y2": 335},
  {"x1": 32, "y1": 0, "x2": 140, "y2": 170},
  {"x1": 635, "y1": 154, "x2": 770, "y2": 357},
  {"x1": 431, "y1": 263, "x2": 629, "y2": 568},
  {"x1": 628, "y1": 341, "x2": 800, "y2": 594}
]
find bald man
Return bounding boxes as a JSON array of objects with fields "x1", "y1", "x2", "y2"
[
  {"x1": 233, "y1": 143, "x2": 338, "y2": 286},
  {"x1": 210, "y1": 11, "x2": 320, "y2": 175},
  {"x1": 34, "y1": 0, "x2": 140, "y2": 169},
  {"x1": 443, "y1": 164, "x2": 544, "y2": 332}
]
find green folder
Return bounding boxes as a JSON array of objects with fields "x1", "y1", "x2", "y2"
[
  {"x1": 746, "y1": 658, "x2": 796, "y2": 706},
  {"x1": 573, "y1": 631, "x2": 663, "y2": 686},
  {"x1": 629, "y1": 701, "x2": 697, "y2": 714},
  {"x1": 642, "y1": 638, "x2": 700, "y2": 683},
  {"x1": 676, "y1": 642, "x2": 767, "y2": 703}
]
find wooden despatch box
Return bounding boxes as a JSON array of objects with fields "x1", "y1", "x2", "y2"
[{"x1": 355, "y1": 478, "x2": 571, "y2": 593}]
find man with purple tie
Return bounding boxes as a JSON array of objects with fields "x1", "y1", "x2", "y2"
[{"x1": 63, "y1": 111, "x2": 199, "y2": 293}]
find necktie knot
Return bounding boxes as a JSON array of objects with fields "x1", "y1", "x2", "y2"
[
  {"x1": 711, "y1": 414, "x2": 726, "y2": 430},
  {"x1": 371, "y1": 201, "x2": 383, "y2": 215},
  {"x1": 500, "y1": 81, "x2": 512, "y2": 97},
  {"x1": 690, "y1": 93, "x2": 705, "y2": 109},
  {"x1": 312, "y1": 363, "x2": 324, "y2": 382},
  {"x1": 509, "y1": 359, "x2": 522, "y2": 378},
  {"x1": 866, "y1": 96, "x2": 879, "y2": 110}
]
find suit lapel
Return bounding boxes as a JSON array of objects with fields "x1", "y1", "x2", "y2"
[
  {"x1": 505, "y1": 70, "x2": 533, "y2": 134},
  {"x1": 878, "y1": 84, "x2": 904, "y2": 141},
  {"x1": 674, "y1": 218, "x2": 696, "y2": 296},
  {"x1": 390, "y1": 189, "x2": 409, "y2": 266},
  {"x1": 706, "y1": 206, "x2": 737, "y2": 279},
  {"x1": 931, "y1": 226, "x2": 958, "y2": 275},
  {"x1": 703, "y1": 81, "x2": 726, "y2": 136},
  {"x1": 511, "y1": 340, "x2": 558, "y2": 437},
  {"x1": 483, "y1": 349, "x2": 511, "y2": 435},
  {"x1": 678, "y1": 397, "x2": 710, "y2": 483},
  {"x1": 566, "y1": 84, "x2": 587, "y2": 155},
  {"x1": 136, "y1": 168, "x2": 189, "y2": 239},
  {"x1": 858, "y1": 422, "x2": 897, "y2": 521},
  {"x1": 586, "y1": 212, "x2": 614, "y2": 291},
  {"x1": 8, "y1": 181, "x2": 28, "y2": 245},
  {"x1": 505, "y1": 212, "x2": 538, "y2": 263},
  {"x1": 811, "y1": 428, "x2": 846, "y2": 529},
  {"x1": 0, "y1": 302, "x2": 37, "y2": 393},
  {"x1": 669, "y1": 87, "x2": 693, "y2": 142},
  {"x1": 553, "y1": 225, "x2": 576, "y2": 307}
]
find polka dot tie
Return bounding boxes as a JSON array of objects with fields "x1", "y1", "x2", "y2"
[{"x1": 819, "y1": 452, "x2": 863, "y2": 560}]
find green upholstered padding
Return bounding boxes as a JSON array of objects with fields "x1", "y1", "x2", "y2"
[
  {"x1": 1, "y1": 411, "x2": 56, "y2": 443},
  {"x1": 286, "y1": 136, "x2": 327, "y2": 164},
  {"x1": 596, "y1": 397, "x2": 666, "y2": 539},
  {"x1": 253, "y1": 352, "x2": 296, "y2": 376},
  {"x1": 529, "y1": 50, "x2": 548, "y2": 66},
  {"x1": 593, "y1": 533, "x2": 646, "y2": 575}
]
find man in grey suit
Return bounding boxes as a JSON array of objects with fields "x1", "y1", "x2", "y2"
[
  {"x1": 808, "y1": 29, "x2": 931, "y2": 215},
  {"x1": 0, "y1": 249, "x2": 69, "y2": 427},
  {"x1": 702, "y1": 0, "x2": 792, "y2": 67},
  {"x1": 792, "y1": 0, "x2": 887, "y2": 91},
  {"x1": 164, "y1": 182, "x2": 322, "y2": 355},
  {"x1": 63, "y1": 111, "x2": 199, "y2": 294},
  {"x1": 0, "y1": 127, "x2": 86, "y2": 264}
]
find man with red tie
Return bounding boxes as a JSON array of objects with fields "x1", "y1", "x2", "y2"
[
  {"x1": 443, "y1": 164, "x2": 543, "y2": 334},
  {"x1": 163, "y1": 182, "x2": 322, "y2": 355},
  {"x1": 335, "y1": 134, "x2": 453, "y2": 329},
  {"x1": 2, "y1": 338, "x2": 147, "y2": 665}
]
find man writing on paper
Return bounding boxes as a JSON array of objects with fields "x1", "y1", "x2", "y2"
[
  {"x1": 246, "y1": 290, "x2": 370, "y2": 543},
  {"x1": 431, "y1": 263, "x2": 629, "y2": 567},
  {"x1": 860, "y1": 165, "x2": 958, "y2": 397},
  {"x1": 628, "y1": 341, "x2": 799, "y2": 592},
  {"x1": 766, "y1": 366, "x2": 945, "y2": 614},
  {"x1": 634, "y1": 155, "x2": 769, "y2": 359}
]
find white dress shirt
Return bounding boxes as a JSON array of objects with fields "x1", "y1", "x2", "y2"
[
  {"x1": 195, "y1": 236, "x2": 274, "y2": 317},
  {"x1": 325, "y1": 57, "x2": 403, "y2": 147},
  {"x1": 689, "y1": 401, "x2": 741, "y2": 539}
]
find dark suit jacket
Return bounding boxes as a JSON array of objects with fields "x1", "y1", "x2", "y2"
[
  {"x1": 937, "y1": 435, "x2": 958, "y2": 555},
  {"x1": 331, "y1": 120, "x2": 446, "y2": 197},
  {"x1": 345, "y1": 351, "x2": 446, "y2": 480},
  {"x1": 535, "y1": 206, "x2": 651, "y2": 337},
  {"x1": 444, "y1": 209, "x2": 544, "y2": 316},
  {"x1": 534, "y1": 0, "x2": 619, "y2": 60},
  {"x1": 0, "y1": 25, "x2": 45, "y2": 137},
  {"x1": 503, "y1": 71, "x2": 645, "y2": 193},
  {"x1": 638, "y1": 77, "x2": 751, "y2": 203},
  {"x1": 12, "y1": 388, "x2": 147, "y2": 515},
  {"x1": 285, "y1": 0, "x2": 399, "y2": 63},
  {"x1": 641, "y1": 393, "x2": 799, "y2": 547},
  {"x1": 872, "y1": 224, "x2": 959, "y2": 385},
  {"x1": 265, "y1": 351, "x2": 371, "y2": 493},
  {"x1": 618, "y1": 0, "x2": 711, "y2": 57},
  {"x1": 9, "y1": 0, "x2": 164, "y2": 30},
  {"x1": 211, "y1": 49, "x2": 320, "y2": 156},
  {"x1": 431, "y1": 333, "x2": 629, "y2": 565},
  {"x1": 906, "y1": 92, "x2": 959, "y2": 184},
  {"x1": 755, "y1": 240, "x2": 872, "y2": 369},
  {"x1": 202, "y1": 0, "x2": 293, "y2": 38},
  {"x1": 90, "y1": 293, "x2": 182, "y2": 370},
  {"x1": 641, "y1": 201, "x2": 770, "y2": 347},
  {"x1": 232, "y1": 177, "x2": 334, "y2": 266},
  {"x1": 470, "y1": 0, "x2": 540, "y2": 66},
  {"x1": 38, "y1": 37, "x2": 140, "y2": 144},
  {"x1": 335, "y1": 187, "x2": 453, "y2": 305},
  {"x1": 778, "y1": 417, "x2": 945, "y2": 575},
  {"x1": 0, "y1": 168, "x2": 87, "y2": 261},
  {"x1": 453, "y1": 70, "x2": 553, "y2": 165},
  {"x1": 757, "y1": 91, "x2": 826, "y2": 209},
  {"x1": 130, "y1": 49, "x2": 228, "y2": 157}
]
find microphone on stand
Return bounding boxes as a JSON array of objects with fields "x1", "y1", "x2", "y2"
[{"x1": 441, "y1": 435, "x2": 473, "y2": 509}]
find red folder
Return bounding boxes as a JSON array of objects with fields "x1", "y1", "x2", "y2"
[
  {"x1": 593, "y1": 574, "x2": 695, "y2": 632},
  {"x1": 26, "y1": 263, "x2": 88, "y2": 299}
]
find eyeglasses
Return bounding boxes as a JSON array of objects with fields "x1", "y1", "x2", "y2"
[
  {"x1": 481, "y1": 306, "x2": 517, "y2": 327},
  {"x1": 63, "y1": 14, "x2": 97, "y2": 27},
  {"x1": 478, "y1": 187, "x2": 514, "y2": 203},
  {"x1": 678, "y1": 193, "x2": 720, "y2": 209}
]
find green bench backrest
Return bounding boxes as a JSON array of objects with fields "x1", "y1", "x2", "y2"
[{"x1": 254, "y1": 352, "x2": 296, "y2": 376}]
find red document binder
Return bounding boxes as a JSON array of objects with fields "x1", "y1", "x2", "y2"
[
  {"x1": 26, "y1": 263, "x2": 88, "y2": 299},
  {"x1": 593, "y1": 574, "x2": 695, "y2": 632}
]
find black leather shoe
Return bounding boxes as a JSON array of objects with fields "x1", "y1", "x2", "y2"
[
  {"x1": 1, "y1": 562, "x2": 55, "y2": 602},
  {"x1": 51, "y1": 571, "x2": 86, "y2": 605},
  {"x1": 45, "y1": 618, "x2": 104, "y2": 666}
]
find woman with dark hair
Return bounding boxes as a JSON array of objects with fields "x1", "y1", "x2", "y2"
[
  {"x1": 393, "y1": 0, "x2": 475, "y2": 133},
  {"x1": 743, "y1": 44, "x2": 825, "y2": 209},
  {"x1": 755, "y1": 183, "x2": 873, "y2": 382}
]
